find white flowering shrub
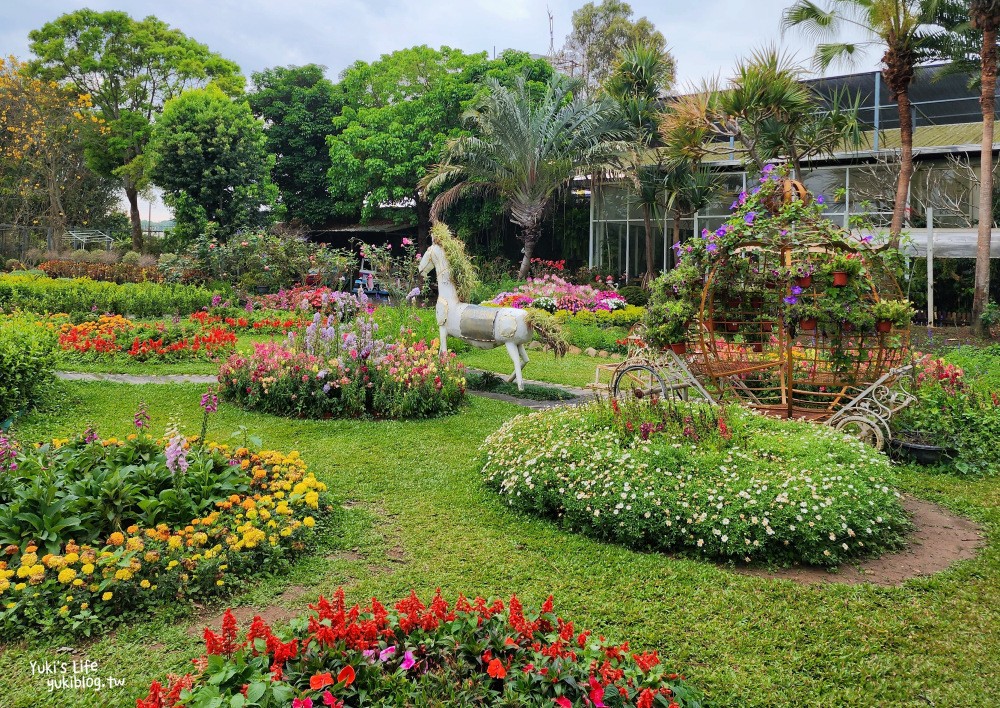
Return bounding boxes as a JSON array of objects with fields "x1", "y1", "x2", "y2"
[{"x1": 481, "y1": 399, "x2": 910, "y2": 566}]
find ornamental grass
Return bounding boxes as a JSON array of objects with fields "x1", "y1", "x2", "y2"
[{"x1": 481, "y1": 398, "x2": 910, "y2": 567}]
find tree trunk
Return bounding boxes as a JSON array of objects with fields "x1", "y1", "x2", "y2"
[
  {"x1": 642, "y1": 203, "x2": 656, "y2": 286},
  {"x1": 517, "y1": 225, "x2": 541, "y2": 279},
  {"x1": 415, "y1": 196, "x2": 431, "y2": 249},
  {"x1": 889, "y1": 90, "x2": 914, "y2": 249},
  {"x1": 125, "y1": 184, "x2": 144, "y2": 252},
  {"x1": 973, "y1": 26, "x2": 997, "y2": 336}
]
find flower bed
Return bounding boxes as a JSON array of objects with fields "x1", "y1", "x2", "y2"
[
  {"x1": 137, "y1": 588, "x2": 702, "y2": 708},
  {"x1": 481, "y1": 399, "x2": 910, "y2": 566},
  {"x1": 57, "y1": 314, "x2": 237, "y2": 361},
  {"x1": 219, "y1": 314, "x2": 465, "y2": 419},
  {"x1": 253, "y1": 286, "x2": 365, "y2": 317},
  {"x1": 0, "y1": 425, "x2": 331, "y2": 637},
  {"x1": 189, "y1": 310, "x2": 306, "y2": 335},
  {"x1": 488, "y1": 275, "x2": 628, "y2": 314}
]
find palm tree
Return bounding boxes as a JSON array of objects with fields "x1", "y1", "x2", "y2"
[
  {"x1": 782, "y1": 0, "x2": 941, "y2": 248},
  {"x1": 604, "y1": 42, "x2": 674, "y2": 284},
  {"x1": 971, "y1": 0, "x2": 1000, "y2": 334},
  {"x1": 421, "y1": 75, "x2": 626, "y2": 279}
]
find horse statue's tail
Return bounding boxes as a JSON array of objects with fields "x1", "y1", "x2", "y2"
[{"x1": 525, "y1": 310, "x2": 569, "y2": 358}]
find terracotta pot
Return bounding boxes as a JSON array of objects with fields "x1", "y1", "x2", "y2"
[
  {"x1": 795, "y1": 275, "x2": 812, "y2": 288},
  {"x1": 841, "y1": 321, "x2": 854, "y2": 333},
  {"x1": 669, "y1": 341, "x2": 687, "y2": 355},
  {"x1": 726, "y1": 321, "x2": 740, "y2": 332},
  {"x1": 765, "y1": 279, "x2": 780, "y2": 290},
  {"x1": 832, "y1": 271, "x2": 848, "y2": 287},
  {"x1": 305, "y1": 274, "x2": 320, "y2": 286},
  {"x1": 751, "y1": 296, "x2": 763, "y2": 309},
  {"x1": 726, "y1": 297, "x2": 740, "y2": 308},
  {"x1": 800, "y1": 317, "x2": 817, "y2": 331},
  {"x1": 761, "y1": 321, "x2": 774, "y2": 333},
  {"x1": 752, "y1": 342, "x2": 763, "y2": 353},
  {"x1": 876, "y1": 319, "x2": 892, "y2": 333}
]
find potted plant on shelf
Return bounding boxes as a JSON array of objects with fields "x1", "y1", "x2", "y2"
[
  {"x1": 828, "y1": 252, "x2": 863, "y2": 287},
  {"x1": 871, "y1": 299, "x2": 914, "y2": 333},
  {"x1": 786, "y1": 301, "x2": 821, "y2": 331},
  {"x1": 644, "y1": 299, "x2": 693, "y2": 354},
  {"x1": 791, "y1": 262, "x2": 816, "y2": 288}
]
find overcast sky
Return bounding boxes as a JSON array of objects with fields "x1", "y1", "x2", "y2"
[{"x1": 1, "y1": 0, "x2": 877, "y2": 220}]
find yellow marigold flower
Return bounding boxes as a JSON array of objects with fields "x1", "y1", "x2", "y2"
[
  {"x1": 57, "y1": 568, "x2": 76, "y2": 584},
  {"x1": 5, "y1": 602, "x2": 14, "y2": 609},
  {"x1": 126, "y1": 525, "x2": 139, "y2": 534},
  {"x1": 20, "y1": 552, "x2": 37, "y2": 568},
  {"x1": 303, "y1": 516, "x2": 316, "y2": 528},
  {"x1": 125, "y1": 537, "x2": 143, "y2": 551},
  {"x1": 166, "y1": 560, "x2": 179, "y2": 570},
  {"x1": 81, "y1": 563, "x2": 94, "y2": 575},
  {"x1": 108, "y1": 532, "x2": 125, "y2": 546},
  {"x1": 80, "y1": 603, "x2": 88, "y2": 610},
  {"x1": 102, "y1": 592, "x2": 113, "y2": 601},
  {"x1": 14, "y1": 582, "x2": 26, "y2": 592},
  {"x1": 0, "y1": 579, "x2": 9, "y2": 593},
  {"x1": 139, "y1": 579, "x2": 150, "y2": 589},
  {"x1": 216, "y1": 580, "x2": 224, "y2": 586},
  {"x1": 304, "y1": 491, "x2": 319, "y2": 509},
  {"x1": 63, "y1": 552, "x2": 79, "y2": 564},
  {"x1": 114, "y1": 568, "x2": 133, "y2": 581},
  {"x1": 59, "y1": 605, "x2": 69, "y2": 615},
  {"x1": 72, "y1": 578, "x2": 83, "y2": 586},
  {"x1": 167, "y1": 536, "x2": 182, "y2": 550}
]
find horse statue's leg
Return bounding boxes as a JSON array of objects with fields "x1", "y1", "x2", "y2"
[
  {"x1": 504, "y1": 341, "x2": 525, "y2": 391},
  {"x1": 439, "y1": 325, "x2": 448, "y2": 356},
  {"x1": 518, "y1": 343, "x2": 529, "y2": 371}
]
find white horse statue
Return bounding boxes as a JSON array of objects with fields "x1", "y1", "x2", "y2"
[{"x1": 418, "y1": 239, "x2": 532, "y2": 390}]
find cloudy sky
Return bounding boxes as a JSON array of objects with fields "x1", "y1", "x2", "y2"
[{"x1": 2, "y1": 0, "x2": 875, "y2": 220}]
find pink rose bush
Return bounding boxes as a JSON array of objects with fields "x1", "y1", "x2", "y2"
[{"x1": 487, "y1": 275, "x2": 627, "y2": 314}]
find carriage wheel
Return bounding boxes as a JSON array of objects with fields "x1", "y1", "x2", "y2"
[
  {"x1": 832, "y1": 415, "x2": 886, "y2": 451},
  {"x1": 612, "y1": 364, "x2": 668, "y2": 402}
]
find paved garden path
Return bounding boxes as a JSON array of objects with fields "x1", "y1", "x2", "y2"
[{"x1": 55, "y1": 369, "x2": 596, "y2": 409}]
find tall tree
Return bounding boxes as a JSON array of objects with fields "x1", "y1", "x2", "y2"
[
  {"x1": 782, "y1": 0, "x2": 941, "y2": 248},
  {"x1": 28, "y1": 10, "x2": 242, "y2": 250},
  {"x1": 249, "y1": 65, "x2": 343, "y2": 227},
  {"x1": 327, "y1": 47, "x2": 551, "y2": 244},
  {"x1": 0, "y1": 55, "x2": 110, "y2": 238},
  {"x1": 147, "y1": 86, "x2": 276, "y2": 246},
  {"x1": 604, "y1": 42, "x2": 675, "y2": 284},
  {"x1": 562, "y1": 0, "x2": 674, "y2": 96},
  {"x1": 421, "y1": 75, "x2": 627, "y2": 278}
]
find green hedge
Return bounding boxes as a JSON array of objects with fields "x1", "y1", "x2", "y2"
[
  {"x1": 0, "y1": 317, "x2": 56, "y2": 423},
  {"x1": 0, "y1": 274, "x2": 217, "y2": 317}
]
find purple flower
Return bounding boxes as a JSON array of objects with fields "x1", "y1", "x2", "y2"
[
  {"x1": 211, "y1": 294, "x2": 222, "y2": 307},
  {"x1": 783, "y1": 295, "x2": 799, "y2": 305},
  {"x1": 200, "y1": 388, "x2": 218, "y2": 414},
  {"x1": 744, "y1": 212, "x2": 756, "y2": 225},
  {"x1": 400, "y1": 651, "x2": 416, "y2": 671},
  {"x1": 706, "y1": 243, "x2": 718, "y2": 253},
  {"x1": 379, "y1": 646, "x2": 396, "y2": 662},
  {"x1": 165, "y1": 434, "x2": 189, "y2": 474},
  {"x1": 245, "y1": 300, "x2": 254, "y2": 312},
  {"x1": 860, "y1": 234, "x2": 873, "y2": 244},
  {"x1": 791, "y1": 286, "x2": 803, "y2": 296},
  {"x1": 762, "y1": 164, "x2": 775, "y2": 174},
  {"x1": 738, "y1": 191, "x2": 747, "y2": 205},
  {"x1": 133, "y1": 403, "x2": 150, "y2": 430},
  {"x1": 83, "y1": 427, "x2": 98, "y2": 444},
  {"x1": 816, "y1": 194, "x2": 825, "y2": 205},
  {"x1": 715, "y1": 226, "x2": 726, "y2": 237}
]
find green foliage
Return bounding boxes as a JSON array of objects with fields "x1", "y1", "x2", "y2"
[
  {"x1": 871, "y1": 298, "x2": 915, "y2": 325},
  {"x1": 148, "y1": 86, "x2": 277, "y2": 245},
  {"x1": 0, "y1": 273, "x2": 216, "y2": 317},
  {"x1": 482, "y1": 399, "x2": 910, "y2": 566},
  {"x1": 617, "y1": 285, "x2": 650, "y2": 307},
  {"x1": 466, "y1": 370, "x2": 576, "y2": 401},
  {"x1": 0, "y1": 317, "x2": 56, "y2": 423},
  {"x1": 249, "y1": 65, "x2": 344, "y2": 226}
]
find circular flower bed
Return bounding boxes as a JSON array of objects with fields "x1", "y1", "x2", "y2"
[
  {"x1": 138, "y1": 589, "x2": 702, "y2": 708},
  {"x1": 0, "y1": 425, "x2": 332, "y2": 637},
  {"x1": 481, "y1": 399, "x2": 910, "y2": 566},
  {"x1": 219, "y1": 314, "x2": 465, "y2": 419}
]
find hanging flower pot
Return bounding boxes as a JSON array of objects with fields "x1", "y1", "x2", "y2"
[
  {"x1": 751, "y1": 296, "x2": 763, "y2": 309},
  {"x1": 726, "y1": 296, "x2": 741, "y2": 308},
  {"x1": 669, "y1": 341, "x2": 687, "y2": 355},
  {"x1": 841, "y1": 321, "x2": 854, "y2": 333},
  {"x1": 752, "y1": 342, "x2": 763, "y2": 353},
  {"x1": 726, "y1": 321, "x2": 740, "y2": 332},
  {"x1": 876, "y1": 319, "x2": 893, "y2": 333},
  {"x1": 795, "y1": 275, "x2": 812, "y2": 288},
  {"x1": 832, "y1": 271, "x2": 849, "y2": 287},
  {"x1": 800, "y1": 317, "x2": 817, "y2": 331},
  {"x1": 765, "y1": 278, "x2": 780, "y2": 290},
  {"x1": 761, "y1": 321, "x2": 774, "y2": 333}
]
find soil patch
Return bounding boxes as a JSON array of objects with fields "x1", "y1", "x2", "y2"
[
  {"x1": 187, "y1": 605, "x2": 299, "y2": 638},
  {"x1": 735, "y1": 496, "x2": 983, "y2": 586},
  {"x1": 327, "y1": 549, "x2": 366, "y2": 562}
]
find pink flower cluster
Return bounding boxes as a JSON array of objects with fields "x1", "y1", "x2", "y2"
[{"x1": 488, "y1": 275, "x2": 627, "y2": 312}]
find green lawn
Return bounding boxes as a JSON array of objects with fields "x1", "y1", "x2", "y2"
[
  {"x1": 458, "y1": 347, "x2": 617, "y2": 388},
  {"x1": 0, "y1": 382, "x2": 997, "y2": 707}
]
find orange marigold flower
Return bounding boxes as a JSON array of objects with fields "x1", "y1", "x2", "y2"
[{"x1": 108, "y1": 532, "x2": 125, "y2": 546}]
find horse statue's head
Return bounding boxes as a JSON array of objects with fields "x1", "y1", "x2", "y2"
[{"x1": 418, "y1": 242, "x2": 444, "y2": 280}]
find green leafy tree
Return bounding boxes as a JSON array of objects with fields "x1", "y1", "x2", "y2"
[
  {"x1": 248, "y1": 65, "x2": 343, "y2": 227},
  {"x1": 147, "y1": 87, "x2": 277, "y2": 246},
  {"x1": 327, "y1": 47, "x2": 552, "y2": 245},
  {"x1": 422, "y1": 74, "x2": 627, "y2": 279},
  {"x1": 604, "y1": 42, "x2": 675, "y2": 284},
  {"x1": 28, "y1": 9, "x2": 242, "y2": 250},
  {"x1": 782, "y1": 0, "x2": 942, "y2": 248},
  {"x1": 562, "y1": 0, "x2": 675, "y2": 96}
]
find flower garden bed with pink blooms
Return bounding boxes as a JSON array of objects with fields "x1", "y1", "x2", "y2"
[
  {"x1": 219, "y1": 314, "x2": 465, "y2": 419},
  {"x1": 137, "y1": 588, "x2": 702, "y2": 708},
  {"x1": 486, "y1": 275, "x2": 629, "y2": 314}
]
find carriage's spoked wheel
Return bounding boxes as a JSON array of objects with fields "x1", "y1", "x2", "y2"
[
  {"x1": 611, "y1": 364, "x2": 668, "y2": 401},
  {"x1": 833, "y1": 415, "x2": 886, "y2": 451}
]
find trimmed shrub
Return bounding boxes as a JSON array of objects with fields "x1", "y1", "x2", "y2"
[
  {"x1": 482, "y1": 399, "x2": 910, "y2": 566},
  {"x1": 0, "y1": 317, "x2": 56, "y2": 423},
  {"x1": 618, "y1": 285, "x2": 650, "y2": 307}
]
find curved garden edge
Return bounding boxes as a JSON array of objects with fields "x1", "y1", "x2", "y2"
[{"x1": 733, "y1": 496, "x2": 984, "y2": 586}]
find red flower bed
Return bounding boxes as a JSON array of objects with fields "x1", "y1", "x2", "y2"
[
  {"x1": 189, "y1": 311, "x2": 304, "y2": 334},
  {"x1": 58, "y1": 315, "x2": 237, "y2": 361},
  {"x1": 137, "y1": 589, "x2": 701, "y2": 708}
]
